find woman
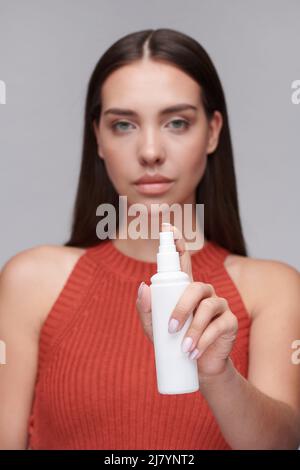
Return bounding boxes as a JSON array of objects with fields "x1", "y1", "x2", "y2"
[{"x1": 0, "y1": 28, "x2": 299, "y2": 450}]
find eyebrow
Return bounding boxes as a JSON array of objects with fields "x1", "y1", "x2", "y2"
[{"x1": 103, "y1": 103, "x2": 198, "y2": 117}]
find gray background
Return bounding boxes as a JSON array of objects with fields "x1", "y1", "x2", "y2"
[{"x1": 0, "y1": 0, "x2": 299, "y2": 271}]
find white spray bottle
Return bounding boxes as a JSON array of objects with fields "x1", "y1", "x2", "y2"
[{"x1": 150, "y1": 230, "x2": 200, "y2": 394}]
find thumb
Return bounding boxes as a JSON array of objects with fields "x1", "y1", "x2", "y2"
[
  {"x1": 136, "y1": 282, "x2": 153, "y2": 342},
  {"x1": 161, "y1": 223, "x2": 194, "y2": 282}
]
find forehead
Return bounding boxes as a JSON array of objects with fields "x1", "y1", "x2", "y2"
[{"x1": 100, "y1": 60, "x2": 202, "y2": 110}]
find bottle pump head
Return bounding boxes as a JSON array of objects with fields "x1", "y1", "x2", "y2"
[{"x1": 157, "y1": 231, "x2": 181, "y2": 272}]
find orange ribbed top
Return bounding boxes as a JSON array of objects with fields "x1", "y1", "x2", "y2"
[{"x1": 27, "y1": 239, "x2": 251, "y2": 450}]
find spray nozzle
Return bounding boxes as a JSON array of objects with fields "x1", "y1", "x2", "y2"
[
  {"x1": 159, "y1": 231, "x2": 176, "y2": 252},
  {"x1": 157, "y1": 230, "x2": 180, "y2": 272}
]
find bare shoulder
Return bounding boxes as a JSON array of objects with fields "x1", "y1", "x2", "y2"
[
  {"x1": 0, "y1": 244, "x2": 87, "y2": 336},
  {"x1": 224, "y1": 252, "x2": 300, "y2": 321}
]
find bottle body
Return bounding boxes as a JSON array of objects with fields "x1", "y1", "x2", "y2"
[{"x1": 150, "y1": 271, "x2": 200, "y2": 395}]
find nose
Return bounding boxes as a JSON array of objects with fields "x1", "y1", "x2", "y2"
[
  {"x1": 139, "y1": 152, "x2": 165, "y2": 167},
  {"x1": 138, "y1": 130, "x2": 166, "y2": 167}
]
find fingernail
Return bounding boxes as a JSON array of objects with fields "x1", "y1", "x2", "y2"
[
  {"x1": 189, "y1": 348, "x2": 200, "y2": 360},
  {"x1": 138, "y1": 282, "x2": 145, "y2": 299},
  {"x1": 168, "y1": 318, "x2": 179, "y2": 333},
  {"x1": 182, "y1": 337, "x2": 193, "y2": 353}
]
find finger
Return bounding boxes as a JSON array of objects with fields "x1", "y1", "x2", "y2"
[
  {"x1": 136, "y1": 282, "x2": 153, "y2": 342},
  {"x1": 136, "y1": 282, "x2": 151, "y2": 313},
  {"x1": 180, "y1": 296, "x2": 228, "y2": 353},
  {"x1": 161, "y1": 222, "x2": 193, "y2": 281},
  {"x1": 188, "y1": 310, "x2": 238, "y2": 360},
  {"x1": 167, "y1": 282, "x2": 215, "y2": 334}
]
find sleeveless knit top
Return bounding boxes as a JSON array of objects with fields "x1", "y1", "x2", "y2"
[{"x1": 27, "y1": 239, "x2": 251, "y2": 450}]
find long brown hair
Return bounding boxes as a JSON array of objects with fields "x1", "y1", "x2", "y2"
[{"x1": 64, "y1": 28, "x2": 248, "y2": 256}]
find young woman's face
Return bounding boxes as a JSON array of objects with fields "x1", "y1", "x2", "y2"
[{"x1": 93, "y1": 59, "x2": 222, "y2": 212}]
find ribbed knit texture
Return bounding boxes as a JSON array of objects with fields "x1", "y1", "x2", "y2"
[{"x1": 27, "y1": 239, "x2": 251, "y2": 450}]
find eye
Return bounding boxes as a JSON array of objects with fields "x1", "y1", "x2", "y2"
[
  {"x1": 111, "y1": 118, "x2": 191, "y2": 133},
  {"x1": 167, "y1": 119, "x2": 190, "y2": 130},
  {"x1": 111, "y1": 121, "x2": 134, "y2": 132}
]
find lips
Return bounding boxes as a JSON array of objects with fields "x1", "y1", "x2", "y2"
[
  {"x1": 134, "y1": 174, "x2": 173, "y2": 184},
  {"x1": 133, "y1": 175, "x2": 174, "y2": 195}
]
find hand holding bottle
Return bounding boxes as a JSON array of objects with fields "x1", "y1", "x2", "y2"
[{"x1": 136, "y1": 223, "x2": 239, "y2": 383}]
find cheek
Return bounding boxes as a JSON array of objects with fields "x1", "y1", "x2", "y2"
[
  {"x1": 172, "y1": 129, "x2": 208, "y2": 169},
  {"x1": 190, "y1": 154, "x2": 207, "y2": 181},
  {"x1": 102, "y1": 153, "x2": 132, "y2": 195},
  {"x1": 175, "y1": 144, "x2": 207, "y2": 183}
]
